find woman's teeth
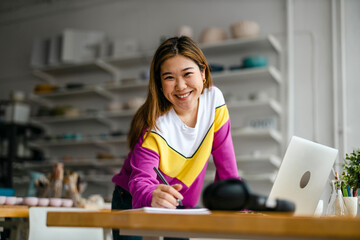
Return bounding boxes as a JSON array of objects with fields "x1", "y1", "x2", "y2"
[{"x1": 178, "y1": 92, "x2": 191, "y2": 98}]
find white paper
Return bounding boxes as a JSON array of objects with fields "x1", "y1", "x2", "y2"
[{"x1": 130, "y1": 207, "x2": 210, "y2": 215}]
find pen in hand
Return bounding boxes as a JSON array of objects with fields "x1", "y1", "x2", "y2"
[{"x1": 153, "y1": 167, "x2": 183, "y2": 207}]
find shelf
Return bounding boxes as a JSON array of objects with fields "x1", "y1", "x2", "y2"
[
  {"x1": 30, "y1": 85, "x2": 115, "y2": 100},
  {"x1": 231, "y1": 128, "x2": 282, "y2": 143},
  {"x1": 33, "y1": 61, "x2": 104, "y2": 76},
  {"x1": 227, "y1": 99, "x2": 282, "y2": 115},
  {"x1": 84, "y1": 174, "x2": 114, "y2": 183},
  {"x1": 33, "y1": 52, "x2": 153, "y2": 78},
  {"x1": 212, "y1": 66, "x2": 281, "y2": 85},
  {"x1": 239, "y1": 172, "x2": 277, "y2": 183},
  {"x1": 32, "y1": 114, "x2": 100, "y2": 124},
  {"x1": 13, "y1": 159, "x2": 122, "y2": 170},
  {"x1": 106, "y1": 82, "x2": 148, "y2": 92},
  {"x1": 200, "y1": 35, "x2": 282, "y2": 55},
  {"x1": 30, "y1": 136, "x2": 127, "y2": 148},
  {"x1": 104, "y1": 110, "x2": 136, "y2": 118},
  {"x1": 13, "y1": 174, "x2": 116, "y2": 185},
  {"x1": 31, "y1": 110, "x2": 135, "y2": 125},
  {"x1": 204, "y1": 171, "x2": 277, "y2": 184},
  {"x1": 104, "y1": 52, "x2": 153, "y2": 68},
  {"x1": 237, "y1": 154, "x2": 281, "y2": 175}
]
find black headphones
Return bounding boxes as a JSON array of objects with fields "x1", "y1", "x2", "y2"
[{"x1": 202, "y1": 178, "x2": 295, "y2": 212}]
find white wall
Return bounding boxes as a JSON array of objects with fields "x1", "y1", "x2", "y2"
[{"x1": 344, "y1": 0, "x2": 360, "y2": 153}]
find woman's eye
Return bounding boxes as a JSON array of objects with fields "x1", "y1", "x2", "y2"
[
  {"x1": 164, "y1": 76, "x2": 174, "y2": 80},
  {"x1": 184, "y1": 72, "x2": 193, "y2": 77}
]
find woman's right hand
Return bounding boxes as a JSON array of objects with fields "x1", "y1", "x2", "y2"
[{"x1": 151, "y1": 184, "x2": 183, "y2": 208}]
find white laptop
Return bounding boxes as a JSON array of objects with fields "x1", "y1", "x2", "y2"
[{"x1": 269, "y1": 136, "x2": 338, "y2": 216}]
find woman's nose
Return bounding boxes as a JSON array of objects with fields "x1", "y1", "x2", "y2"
[{"x1": 175, "y1": 77, "x2": 187, "y2": 90}]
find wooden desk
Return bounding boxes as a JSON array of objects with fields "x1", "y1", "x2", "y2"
[
  {"x1": 0, "y1": 206, "x2": 29, "y2": 240},
  {"x1": 47, "y1": 210, "x2": 360, "y2": 240},
  {"x1": 0, "y1": 205, "x2": 29, "y2": 218}
]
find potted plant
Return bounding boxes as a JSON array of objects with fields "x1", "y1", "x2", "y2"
[{"x1": 342, "y1": 148, "x2": 360, "y2": 196}]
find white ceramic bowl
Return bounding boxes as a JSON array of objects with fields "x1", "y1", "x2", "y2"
[
  {"x1": 107, "y1": 101, "x2": 123, "y2": 112},
  {"x1": 61, "y1": 199, "x2": 74, "y2": 208},
  {"x1": 38, "y1": 198, "x2": 50, "y2": 206},
  {"x1": 24, "y1": 197, "x2": 39, "y2": 206},
  {"x1": 5, "y1": 197, "x2": 17, "y2": 205},
  {"x1": 16, "y1": 197, "x2": 23, "y2": 205},
  {"x1": 199, "y1": 27, "x2": 227, "y2": 44},
  {"x1": 230, "y1": 21, "x2": 260, "y2": 39},
  {"x1": 50, "y1": 198, "x2": 62, "y2": 207},
  {"x1": 0, "y1": 196, "x2": 6, "y2": 205}
]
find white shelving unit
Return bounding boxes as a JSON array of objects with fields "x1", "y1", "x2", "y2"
[
  {"x1": 202, "y1": 34, "x2": 285, "y2": 195},
  {"x1": 25, "y1": 34, "x2": 285, "y2": 198}
]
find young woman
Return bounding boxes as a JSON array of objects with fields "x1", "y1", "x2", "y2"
[{"x1": 111, "y1": 36, "x2": 239, "y2": 240}]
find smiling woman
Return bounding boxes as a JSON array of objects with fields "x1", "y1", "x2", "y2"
[
  {"x1": 111, "y1": 36, "x2": 240, "y2": 240},
  {"x1": 160, "y1": 55, "x2": 206, "y2": 127}
]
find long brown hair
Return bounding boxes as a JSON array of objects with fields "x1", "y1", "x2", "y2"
[{"x1": 127, "y1": 36, "x2": 212, "y2": 150}]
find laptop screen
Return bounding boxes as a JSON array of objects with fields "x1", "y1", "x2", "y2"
[{"x1": 268, "y1": 136, "x2": 338, "y2": 215}]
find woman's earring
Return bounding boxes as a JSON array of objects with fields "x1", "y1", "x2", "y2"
[{"x1": 203, "y1": 78, "x2": 206, "y2": 84}]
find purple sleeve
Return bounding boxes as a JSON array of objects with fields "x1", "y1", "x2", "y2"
[
  {"x1": 211, "y1": 119, "x2": 239, "y2": 181},
  {"x1": 128, "y1": 142, "x2": 160, "y2": 208}
]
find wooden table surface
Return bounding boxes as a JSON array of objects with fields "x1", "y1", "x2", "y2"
[
  {"x1": 0, "y1": 205, "x2": 29, "y2": 218},
  {"x1": 47, "y1": 209, "x2": 360, "y2": 240}
]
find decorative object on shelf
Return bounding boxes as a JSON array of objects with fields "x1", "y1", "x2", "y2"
[
  {"x1": 209, "y1": 63, "x2": 225, "y2": 72},
  {"x1": 0, "y1": 196, "x2": 5, "y2": 205},
  {"x1": 242, "y1": 55, "x2": 268, "y2": 68},
  {"x1": 4, "y1": 102, "x2": 30, "y2": 124},
  {"x1": 121, "y1": 77, "x2": 138, "y2": 85},
  {"x1": 36, "y1": 105, "x2": 76, "y2": 117},
  {"x1": 248, "y1": 91, "x2": 268, "y2": 101},
  {"x1": 51, "y1": 163, "x2": 64, "y2": 198},
  {"x1": 107, "y1": 101, "x2": 124, "y2": 112},
  {"x1": 112, "y1": 38, "x2": 139, "y2": 58},
  {"x1": 77, "y1": 194, "x2": 106, "y2": 209},
  {"x1": 229, "y1": 65, "x2": 242, "y2": 71},
  {"x1": 139, "y1": 70, "x2": 150, "y2": 81},
  {"x1": 34, "y1": 84, "x2": 59, "y2": 94},
  {"x1": 124, "y1": 97, "x2": 146, "y2": 110},
  {"x1": 24, "y1": 197, "x2": 39, "y2": 206},
  {"x1": 65, "y1": 83, "x2": 85, "y2": 90},
  {"x1": 62, "y1": 29, "x2": 107, "y2": 64},
  {"x1": 30, "y1": 28, "x2": 108, "y2": 67},
  {"x1": 30, "y1": 37, "x2": 50, "y2": 68},
  {"x1": 64, "y1": 171, "x2": 85, "y2": 207},
  {"x1": 16, "y1": 197, "x2": 23, "y2": 204},
  {"x1": 49, "y1": 197, "x2": 62, "y2": 207},
  {"x1": 38, "y1": 197, "x2": 50, "y2": 206},
  {"x1": 63, "y1": 108, "x2": 81, "y2": 118},
  {"x1": 246, "y1": 116, "x2": 277, "y2": 130},
  {"x1": 230, "y1": 20, "x2": 260, "y2": 39},
  {"x1": 4, "y1": 196, "x2": 17, "y2": 205},
  {"x1": 61, "y1": 198, "x2": 74, "y2": 207},
  {"x1": 177, "y1": 25, "x2": 194, "y2": 39},
  {"x1": 96, "y1": 152, "x2": 115, "y2": 160},
  {"x1": 5, "y1": 90, "x2": 30, "y2": 124},
  {"x1": 199, "y1": 27, "x2": 228, "y2": 44}
]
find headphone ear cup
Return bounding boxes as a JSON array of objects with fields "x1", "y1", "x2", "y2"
[{"x1": 203, "y1": 178, "x2": 251, "y2": 211}]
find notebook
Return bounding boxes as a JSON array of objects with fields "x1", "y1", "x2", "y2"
[{"x1": 268, "y1": 136, "x2": 338, "y2": 216}]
